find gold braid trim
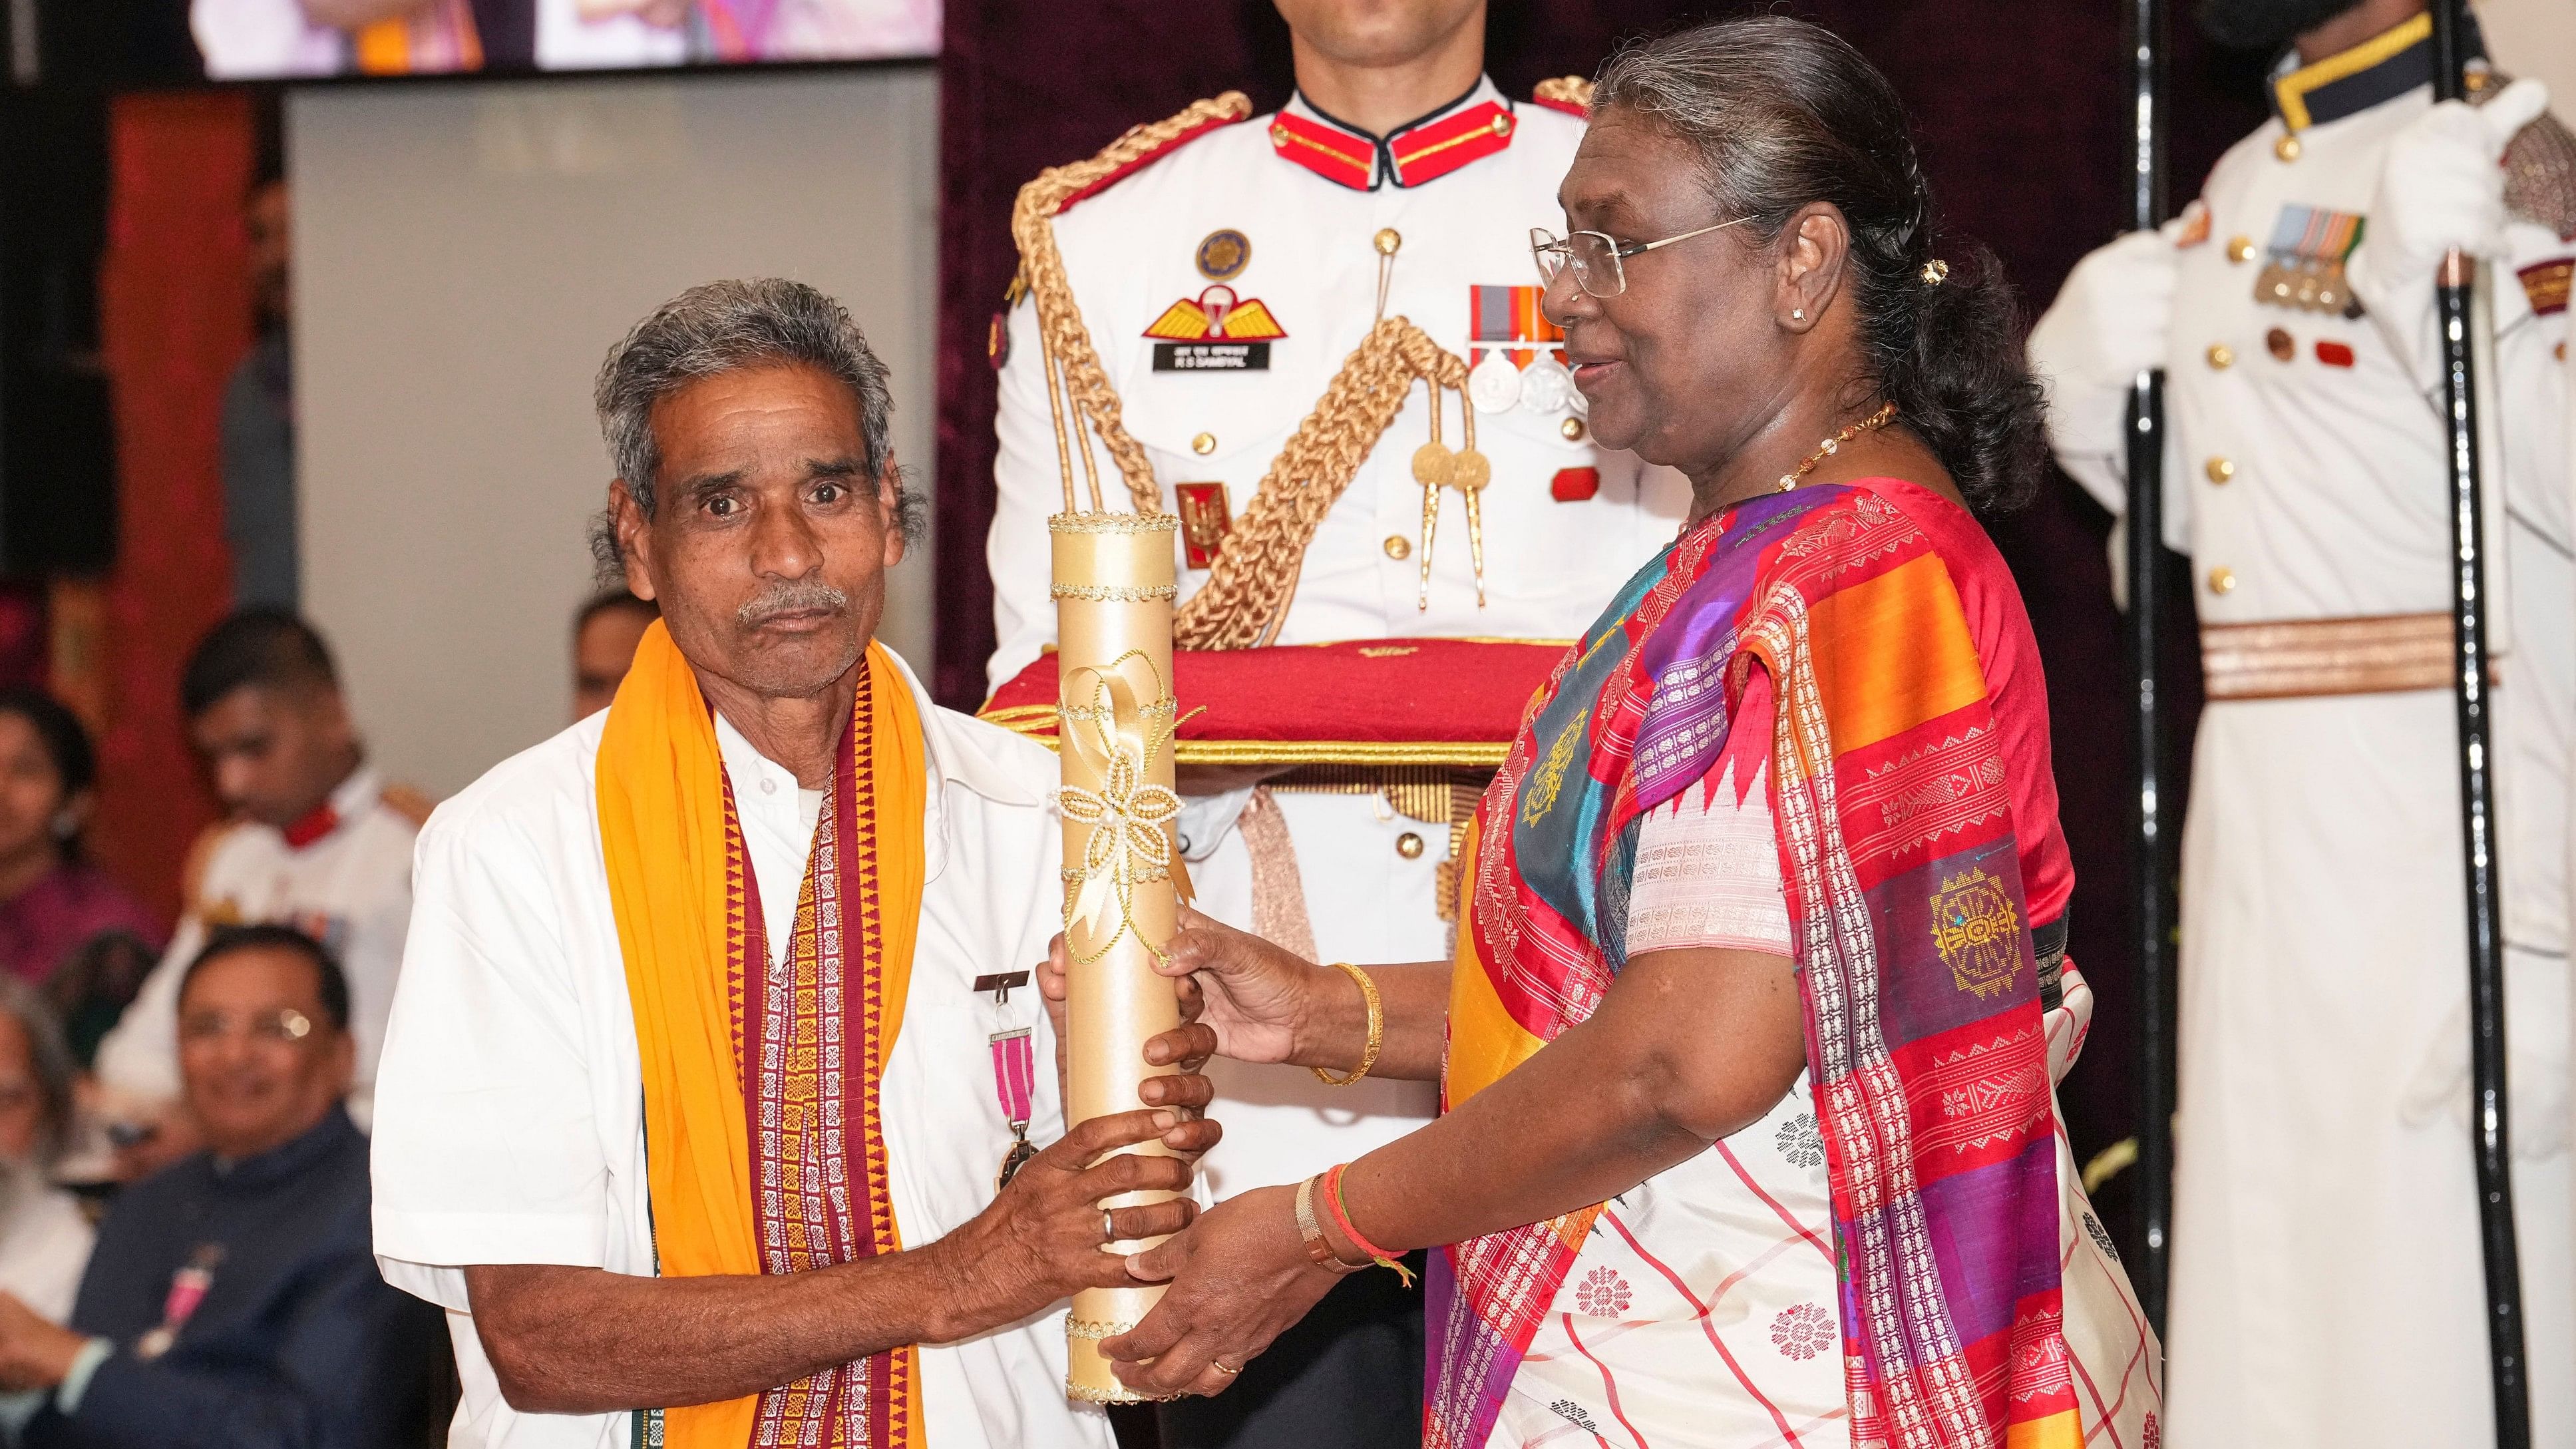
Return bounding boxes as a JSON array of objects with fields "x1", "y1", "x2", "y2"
[
  {"x1": 1173, "y1": 317, "x2": 1467, "y2": 649},
  {"x1": 1012, "y1": 93, "x2": 1254, "y2": 515},
  {"x1": 1010, "y1": 94, "x2": 1475, "y2": 648}
]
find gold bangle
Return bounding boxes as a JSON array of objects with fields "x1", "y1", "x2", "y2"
[{"x1": 1310, "y1": 962, "x2": 1383, "y2": 1086}]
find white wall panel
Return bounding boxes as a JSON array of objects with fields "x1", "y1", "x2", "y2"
[{"x1": 292, "y1": 66, "x2": 938, "y2": 795}]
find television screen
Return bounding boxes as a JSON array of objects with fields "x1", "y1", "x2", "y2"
[{"x1": 186, "y1": 0, "x2": 937, "y2": 78}]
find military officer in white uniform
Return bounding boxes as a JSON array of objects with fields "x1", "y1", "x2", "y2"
[
  {"x1": 92, "y1": 614, "x2": 423, "y2": 1169},
  {"x1": 2028, "y1": 3, "x2": 2576, "y2": 1444},
  {"x1": 984, "y1": 2, "x2": 1686, "y2": 1443}
]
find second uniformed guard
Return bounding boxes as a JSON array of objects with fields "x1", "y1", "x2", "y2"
[
  {"x1": 2028, "y1": 2, "x2": 2576, "y2": 1444},
  {"x1": 983, "y1": 1, "x2": 1687, "y2": 1444}
]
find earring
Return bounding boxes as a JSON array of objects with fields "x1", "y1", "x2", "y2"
[{"x1": 1791, "y1": 308, "x2": 1806, "y2": 321}]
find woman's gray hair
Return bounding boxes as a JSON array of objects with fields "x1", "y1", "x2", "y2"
[
  {"x1": 1591, "y1": 18, "x2": 2046, "y2": 511},
  {"x1": 0, "y1": 977, "x2": 76, "y2": 1166},
  {"x1": 589, "y1": 279, "x2": 924, "y2": 581}
]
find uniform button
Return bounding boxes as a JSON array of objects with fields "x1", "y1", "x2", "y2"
[
  {"x1": 2207, "y1": 566, "x2": 2237, "y2": 596},
  {"x1": 2227, "y1": 236, "x2": 2256, "y2": 264},
  {"x1": 761, "y1": 777, "x2": 777, "y2": 795},
  {"x1": 2205, "y1": 457, "x2": 2234, "y2": 485},
  {"x1": 1374, "y1": 228, "x2": 1402, "y2": 257},
  {"x1": 1561, "y1": 417, "x2": 1586, "y2": 441},
  {"x1": 1395, "y1": 831, "x2": 1425, "y2": 860},
  {"x1": 2275, "y1": 134, "x2": 2301, "y2": 162},
  {"x1": 1191, "y1": 432, "x2": 1216, "y2": 455},
  {"x1": 1383, "y1": 534, "x2": 1411, "y2": 560},
  {"x1": 2205, "y1": 343, "x2": 2234, "y2": 370}
]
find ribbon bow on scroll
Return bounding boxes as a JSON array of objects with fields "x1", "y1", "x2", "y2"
[{"x1": 1058, "y1": 650, "x2": 1199, "y2": 966}]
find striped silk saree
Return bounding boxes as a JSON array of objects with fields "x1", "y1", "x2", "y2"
[{"x1": 1433, "y1": 481, "x2": 2105, "y2": 1449}]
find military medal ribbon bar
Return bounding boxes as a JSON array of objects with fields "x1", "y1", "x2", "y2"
[
  {"x1": 989, "y1": 1026, "x2": 1039, "y2": 1190},
  {"x1": 2255, "y1": 204, "x2": 2366, "y2": 316}
]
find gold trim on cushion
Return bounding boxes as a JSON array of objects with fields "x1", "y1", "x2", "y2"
[
  {"x1": 1175, "y1": 739, "x2": 1511, "y2": 767},
  {"x1": 2201, "y1": 611, "x2": 2472, "y2": 700}
]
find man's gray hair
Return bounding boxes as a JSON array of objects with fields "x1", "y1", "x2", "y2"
[
  {"x1": 0, "y1": 977, "x2": 76, "y2": 1166},
  {"x1": 590, "y1": 279, "x2": 923, "y2": 580}
]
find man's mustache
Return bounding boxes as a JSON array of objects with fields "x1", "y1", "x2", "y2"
[{"x1": 737, "y1": 579, "x2": 850, "y2": 626}]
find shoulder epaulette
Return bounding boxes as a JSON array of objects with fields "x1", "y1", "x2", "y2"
[
  {"x1": 2471, "y1": 71, "x2": 2576, "y2": 242},
  {"x1": 379, "y1": 783, "x2": 437, "y2": 829},
  {"x1": 1531, "y1": 77, "x2": 1593, "y2": 119},
  {"x1": 1047, "y1": 94, "x2": 1253, "y2": 220},
  {"x1": 179, "y1": 819, "x2": 240, "y2": 911},
  {"x1": 1010, "y1": 93, "x2": 1256, "y2": 517}
]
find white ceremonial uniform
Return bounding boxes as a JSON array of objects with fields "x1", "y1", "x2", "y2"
[
  {"x1": 2028, "y1": 24, "x2": 2576, "y2": 1449},
  {"x1": 94, "y1": 766, "x2": 420, "y2": 1128},
  {"x1": 987, "y1": 77, "x2": 1690, "y2": 1197},
  {"x1": 369, "y1": 655, "x2": 1107, "y2": 1449}
]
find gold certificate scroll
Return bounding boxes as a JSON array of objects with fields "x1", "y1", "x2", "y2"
[{"x1": 1051, "y1": 511, "x2": 1188, "y2": 1403}]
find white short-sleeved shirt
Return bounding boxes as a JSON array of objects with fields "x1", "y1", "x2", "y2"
[{"x1": 369, "y1": 654, "x2": 1109, "y2": 1449}]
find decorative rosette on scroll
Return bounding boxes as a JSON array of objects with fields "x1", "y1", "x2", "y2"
[{"x1": 1057, "y1": 651, "x2": 1197, "y2": 964}]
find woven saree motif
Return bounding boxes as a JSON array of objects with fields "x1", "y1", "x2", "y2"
[
  {"x1": 725, "y1": 666, "x2": 914, "y2": 1448},
  {"x1": 1432, "y1": 483, "x2": 2078, "y2": 1449}
]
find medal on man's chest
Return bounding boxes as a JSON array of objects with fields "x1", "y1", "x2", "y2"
[
  {"x1": 138, "y1": 1243, "x2": 224, "y2": 1361},
  {"x1": 990, "y1": 1026, "x2": 1039, "y2": 1191}
]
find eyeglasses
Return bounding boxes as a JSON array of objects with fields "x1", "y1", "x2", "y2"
[
  {"x1": 1531, "y1": 218, "x2": 1750, "y2": 299},
  {"x1": 178, "y1": 1008, "x2": 314, "y2": 1046}
]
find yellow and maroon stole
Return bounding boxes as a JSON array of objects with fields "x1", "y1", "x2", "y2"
[{"x1": 597, "y1": 623, "x2": 927, "y2": 1449}]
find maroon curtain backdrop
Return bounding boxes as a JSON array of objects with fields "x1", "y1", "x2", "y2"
[
  {"x1": 91, "y1": 93, "x2": 248, "y2": 926},
  {"x1": 936, "y1": 0, "x2": 2270, "y2": 1249}
]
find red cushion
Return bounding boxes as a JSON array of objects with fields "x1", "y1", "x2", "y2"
[{"x1": 978, "y1": 638, "x2": 1570, "y2": 765}]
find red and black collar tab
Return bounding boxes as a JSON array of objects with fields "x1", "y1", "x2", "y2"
[
  {"x1": 1270, "y1": 78, "x2": 1517, "y2": 192},
  {"x1": 281, "y1": 801, "x2": 341, "y2": 851},
  {"x1": 2269, "y1": 10, "x2": 2482, "y2": 132}
]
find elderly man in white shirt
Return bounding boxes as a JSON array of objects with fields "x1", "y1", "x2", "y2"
[{"x1": 371, "y1": 278, "x2": 1217, "y2": 1449}]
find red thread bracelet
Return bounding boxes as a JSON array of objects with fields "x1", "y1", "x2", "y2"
[{"x1": 1324, "y1": 1163, "x2": 1415, "y2": 1285}]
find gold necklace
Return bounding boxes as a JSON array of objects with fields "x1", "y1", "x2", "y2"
[{"x1": 1777, "y1": 401, "x2": 1898, "y2": 493}]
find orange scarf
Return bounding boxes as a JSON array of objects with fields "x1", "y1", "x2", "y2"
[{"x1": 596, "y1": 624, "x2": 926, "y2": 1448}]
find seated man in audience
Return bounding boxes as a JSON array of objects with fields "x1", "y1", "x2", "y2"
[
  {"x1": 0, "y1": 980, "x2": 91, "y2": 1321},
  {"x1": 93, "y1": 611, "x2": 425, "y2": 1169},
  {"x1": 570, "y1": 589, "x2": 658, "y2": 719},
  {"x1": 0, "y1": 925, "x2": 445, "y2": 1446},
  {"x1": 371, "y1": 278, "x2": 1212, "y2": 1448}
]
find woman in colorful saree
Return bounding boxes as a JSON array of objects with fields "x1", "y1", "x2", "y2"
[{"x1": 1074, "y1": 17, "x2": 2159, "y2": 1446}]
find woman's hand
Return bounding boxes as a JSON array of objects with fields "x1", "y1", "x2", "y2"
[
  {"x1": 1038, "y1": 907, "x2": 1340, "y2": 1072},
  {"x1": 1099, "y1": 1184, "x2": 1344, "y2": 1398}
]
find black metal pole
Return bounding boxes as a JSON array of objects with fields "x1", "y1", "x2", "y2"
[
  {"x1": 2429, "y1": 3, "x2": 2530, "y2": 1444},
  {"x1": 2121, "y1": 0, "x2": 2172, "y2": 1335}
]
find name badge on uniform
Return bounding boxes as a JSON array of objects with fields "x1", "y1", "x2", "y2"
[
  {"x1": 990, "y1": 1028, "x2": 1039, "y2": 1191},
  {"x1": 1467, "y1": 285, "x2": 1576, "y2": 415},
  {"x1": 1146, "y1": 285, "x2": 1285, "y2": 371},
  {"x1": 2255, "y1": 205, "x2": 2366, "y2": 317}
]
